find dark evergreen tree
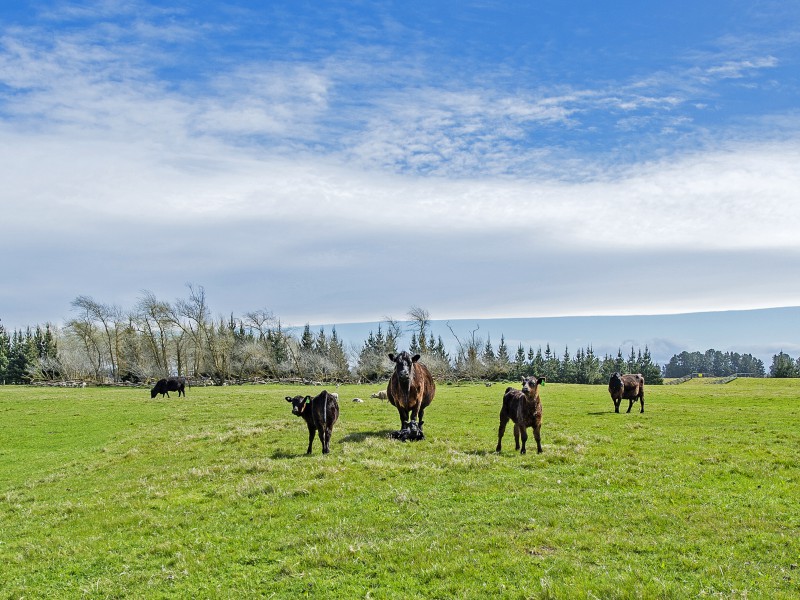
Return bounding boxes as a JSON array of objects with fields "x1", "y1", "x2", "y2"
[
  {"x1": 513, "y1": 344, "x2": 526, "y2": 378},
  {"x1": 328, "y1": 327, "x2": 350, "y2": 380},
  {"x1": 0, "y1": 320, "x2": 10, "y2": 382},
  {"x1": 769, "y1": 352, "x2": 797, "y2": 378},
  {"x1": 581, "y1": 346, "x2": 601, "y2": 384},
  {"x1": 300, "y1": 324, "x2": 314, "y2": 351},
  {"x1": 627, "y1": 346, "x2": 638, "y2": 373},
  {"x1": 33, "y1": 324, "x2": 60, "y2": 380},
  {"x1": 433, "y1": 336, "x2": 449, "y2": 362},
  {"x1": 532, "y1": 347, "x2": 546, "y2": 378},
  {"x1": 637, "y1": 346, "x2": 663, "y2": 384},
  {"x1": 483, "y1": 336, "x2": 496, "y2": 362},
  {"x1": 559, "y1": 346, "x2": 575, "y2": 383},
  {"x1": 495, "y1": 335, "x2": 511, "y2": 379},
  {"x1": 315, "y1": 327, "x2": 329, "y2": 356},
  {"x1": 409, "y1": 333, "x2": 420, "y2": 354},
  {"x1": 543, "y1": 344, "x2": 559, "y2": 382},
  {"x1": 7, "y1": 329, "x2": 38, "y2": 383}
]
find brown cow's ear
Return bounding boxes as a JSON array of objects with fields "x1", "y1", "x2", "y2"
[
  {"x1": 412, "y1": 354, "x2": 421, "y2": 362},
  {"x1": 538, "y1": 377, "x2": 546, "y2": 385}
]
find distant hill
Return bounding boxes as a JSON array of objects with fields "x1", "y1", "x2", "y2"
[{"x1": 315, "y1": 306, "x2": 800, "y2": 367}]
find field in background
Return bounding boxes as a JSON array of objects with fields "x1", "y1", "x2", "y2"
[{"x1": 1, "y1": 379, "x2": 798, "y2": 598}]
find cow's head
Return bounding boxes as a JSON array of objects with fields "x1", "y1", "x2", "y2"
[
  {"x1": 388, "y1": 351, "x2": 420, "y2": 384},
  {"x1": 150, "y1": 387, "x2": 158, "y2": 399},
  {"x1": 285, "y1": 395, "x2": 312, "y2": 416},
  {"x1": 521, "y1": 376, "x2": 544, "y2": 396}
]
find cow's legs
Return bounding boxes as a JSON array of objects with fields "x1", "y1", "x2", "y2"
[
  {"x1": 639, "y1": 393, "x2": 645, "y2": 413},
  {"x1": 614, "y1": 398, "x2": 621, "y2": 413},
  {"x1": 513, "y1": 423, "x2": 521, "y2": 450},
  {"x1": 626, "y1": 399, "x2": 633, "y2": 413},
  {"x1": 533, "y1": 423, "x2": 543, "y2": 454},
  {"x1": 318, "y1": 426, "x2": 329, "y2": 454},
  {"x1": 408, "y1": 405, "x2": 422, "y2": 438},
  {"x1": 519, "y1": 425, "x2": 528, "y2": 454},
  {"x1": 397, "y1": 407, "x2": 409, "y2": 430},
  {"x1": 496, "y1": 414, "x2": 510, "y2": 452},
  {"x1": 306, "y1": 424, "x2": 315, "y2": 454}
]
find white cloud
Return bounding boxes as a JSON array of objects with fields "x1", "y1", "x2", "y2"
[
  {"x1": 2, "y1": 5, "x2": 800, "y2": 329},
  {"x1": 706, "y1": 56, "x2": 778, "y2": 79}
]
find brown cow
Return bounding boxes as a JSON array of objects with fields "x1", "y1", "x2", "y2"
[
  {"x1": 497, "y1": 376, "x2": 545, "y2": 454},
  {"x1": 387, "y1": 351, "x2": 436, "y2": 441},
  {"x1": 608, "y1": 372, "x2": 645, "y2": 413},
  {"x1": 285, "y1": 390, "x2": 340, "y2": 454}
]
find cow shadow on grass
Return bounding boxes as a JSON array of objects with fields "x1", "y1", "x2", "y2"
[
  {"x1": 271, "y1": 430, "x2": 397, "y2": 458},
  {"x1": 587, "y1": 411, "x2": 614, "y2": 416},
  {"x1": 460, "y1": 449, "x2": 496, "y2": 457},
  {"x1": 271, "y1": 449, "x2": 307, "y2": 459},
  {"x1": 339, "y1": 429, "x2": 396, "y2": 443}
]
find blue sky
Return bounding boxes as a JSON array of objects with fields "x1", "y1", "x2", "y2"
[{"x1": 2, "y1": 1, "x2": 800, "y2": 346}]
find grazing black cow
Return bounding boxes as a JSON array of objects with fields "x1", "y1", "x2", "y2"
[
  {"x1": 150, "y1": 376, "x2": 187, "y2": 399},
  {"x1": 608, "y1": 372, "x2": 645, "y2": 413},
  {"x1": 387, "y1": 351, "x2": 436, "y2": 441},
  {"x1": 285, "y1": 390, "x2": 340, "y2": 454},
  {"x1": 497, "y1": 376, "x2": 545, "y2": 454}
]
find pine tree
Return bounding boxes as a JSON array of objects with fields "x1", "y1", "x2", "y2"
[
  {"x1": 584, "y1": 346, "x2": 601, "y2": 384},
  {"x1": 770, "y1": 352, "x2": 797, "y2": 377},
  {"x1": 638, "y1": 346, "x2": 663, "y2": 384},
  {"x1": 559, "y1": 346, "x2": 575, "y2": 383},
  {"x1": 409, "y1": 333, "x2": 420, "y2": 354},
  {"x1": 33, "y1": 324, "x2": 60, "y2": 380},
  {"x1": 374, "y1": 325, "x2": 387, "y2": 353},
  {"x1": 615, "y1": 349, "x2": 626, "y2": 374},
  {"x1": 495, "y1": 335, "x2": 511, "y2": 379},
  {"x1": 513, "y1": 344, "x2": 526, "y2": 378},
  {"x1": 543, "y1": 344, "x2": 559, "y2": 382},
  {"x1": 315, "y1": 327, "x2": 329, "y2": 356},
  {"x1": 300, "y1": 324, "x2": 314, "y2": 351},
  {"x1": 532, "y1": 347, "x2": 546, "y2": 378},
  {"x1": 427, "y1": 333, "x2": 436, "y2": 356},
  {"x1": 627, "y1": 346, "x2": 637, "y2": 373},
  {"x1": 7, "y1": 329, "x2": 38, "y2": 383},
  {"x1": 433, "y1": 336, "x2": 449, "y2": 362},
  {"x1": 0, "y1": 320, "x2": 10, "y2": 382},
  {"x1": 328, "y1": 327, "x2": 350, "y2": 380},
  {"x1": 482, "y1": 336, "x2": 494, "y2": 366}
]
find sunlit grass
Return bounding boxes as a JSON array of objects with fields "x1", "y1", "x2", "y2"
[{"x1": 1, "y1": 379, "x2": 798, "y2": 598}]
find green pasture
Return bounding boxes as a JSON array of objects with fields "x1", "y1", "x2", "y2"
[{"x1": 1, "y1": 379, "x2": 798, "y2": 599}]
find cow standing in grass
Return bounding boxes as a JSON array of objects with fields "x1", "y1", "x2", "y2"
[
  {"x1": 387, "y1": 351, "x2": 436, "y2": 441},
  {"x1": 150, "y1": 376, "x2": 187, "y2": 399},
  {"x1": 608, "y1": 372, "x2": 645, "y2": 413},
  {"x1": 496, "y1": 376, "x2": 545, "y2": 454},
  {"x1": 285, "y1": 390, "x2": 340, "y2": 454}
]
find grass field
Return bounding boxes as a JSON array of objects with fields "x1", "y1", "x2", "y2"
[{"x1": 1, "y1": 378, "x2": 798, "y2": 599}]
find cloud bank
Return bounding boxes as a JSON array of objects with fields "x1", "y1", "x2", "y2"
[{"x1": 1, "y1": 2, "x2": 800, "y2": 331}]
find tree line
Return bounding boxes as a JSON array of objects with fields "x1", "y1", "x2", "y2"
[
  {"x1": 662, "y1": 349, "x2": 766, "y2": 378},
  {"x1": 0, "y1": 286, "x2": 789, "y2": 385}
]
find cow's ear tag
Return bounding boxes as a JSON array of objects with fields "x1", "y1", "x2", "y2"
[
  {"x1": 540, "y1": 381, "x2": 545, "y2": 386},
  {"x1": 305, "y1": 398, "x2": 311, "y2": 404}
]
